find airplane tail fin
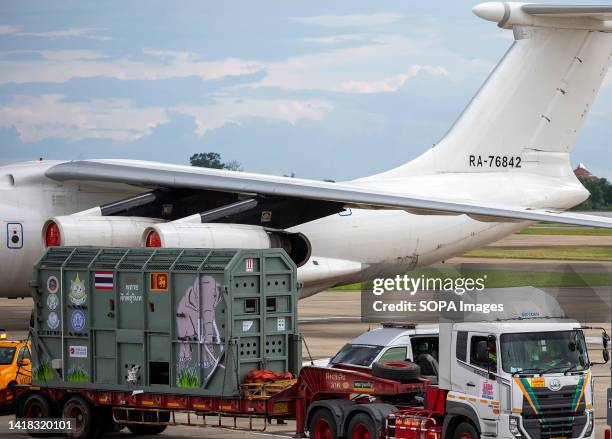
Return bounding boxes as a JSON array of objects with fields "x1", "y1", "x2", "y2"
[{"x1": 382, "y1": 2, "x2": 612, "y2": 177}]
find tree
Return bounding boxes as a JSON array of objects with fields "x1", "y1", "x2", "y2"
[
  {"x1": 572, "y1": 177, "x2": 612, "y2": 211},
  {"x1": 224, "y1": 160, "x2": 243, "y2": 172},
  {"x1": 189, "y1": 152, "x2": 242, "y2": 171}
]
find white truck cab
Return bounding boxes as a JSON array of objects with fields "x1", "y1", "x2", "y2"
[
  {"x1": 442, "y1": 321, "x2": 594, "y2": 438},
  {"x1": 438, "y1": 288, "x2": 606, "y2": 439},
  {"x1": 309, "y1": 323, "x2": 439, "y2": 375}
]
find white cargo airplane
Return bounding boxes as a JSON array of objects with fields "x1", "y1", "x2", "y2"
[{"x1": 2, "y1": 2, "x2": 612, "y2": 299}]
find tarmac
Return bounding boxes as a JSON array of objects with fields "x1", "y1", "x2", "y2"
[{"x1": 0, "y1": 242, "x2": 610, "y2": 437}]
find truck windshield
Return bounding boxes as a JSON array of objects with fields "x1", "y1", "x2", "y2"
[
  {"x1": 329, "y1": 344, "x2": 383, "y2": 367},
  {"x1": 500, "y1": 330, "x2": 589, "y2": 374},
  {"x1": 0, "y1": 347, "x2": 16, "y2": 365}
]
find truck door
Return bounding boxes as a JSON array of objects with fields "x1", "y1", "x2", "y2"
[{"x1": 466, "y1": 332, "x2": 500, "y2": 434}]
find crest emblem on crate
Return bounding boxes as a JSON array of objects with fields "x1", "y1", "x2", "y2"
[
  {"x1": 47, "y1": 311, "x2": 60, "y2": 330},
  {"x1": 46, "y1": 293, "x2": 58, "y2": 310},
  {"x1": 46, "y1": 275, "x2": 59, "y2": 294},
  {"x1": 69, "y1": 274, "x2": 87, "y2": 305},
  {"x1": 70, "y1": 309, "x2": 87, "y2": 331}
]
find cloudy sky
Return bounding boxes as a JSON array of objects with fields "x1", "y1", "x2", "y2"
[{"x1": 0, "y1": 1, "x2": 610, "y2": 180}]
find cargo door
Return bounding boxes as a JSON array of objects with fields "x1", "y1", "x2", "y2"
[
  {"x1": 117, "y1": 272, "x2": 145, "y2": 386},
  {"x1": 147, "y1": 271, "x2": 171, "y2": 388}
]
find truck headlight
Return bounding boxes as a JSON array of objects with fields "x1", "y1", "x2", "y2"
[
  {"x1": 509, "y1": 416, "x2": 523, "y2": 437},
  {"x1": 584, "y1": 410, "x2": 594, "y2": 437}
]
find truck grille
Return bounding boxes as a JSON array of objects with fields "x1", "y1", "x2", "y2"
[{"x1": 520, "y1": 383, "x2": 587, "y2": 439}]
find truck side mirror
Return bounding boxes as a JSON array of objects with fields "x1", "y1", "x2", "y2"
[{"x1": 603, "y1": 348, "x2": 610, "y2": 363}]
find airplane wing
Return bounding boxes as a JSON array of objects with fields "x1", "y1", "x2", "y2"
[{"x1": 46, "y1": 160, "x2": 612, "y2": 229}]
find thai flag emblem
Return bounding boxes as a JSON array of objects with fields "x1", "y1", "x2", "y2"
[
  {"x1": 245, "y1": 258, "x2": 254, "y2": 272},
  {"x1": 94, "y1": 271, "x2": 114, "y2": 290}
]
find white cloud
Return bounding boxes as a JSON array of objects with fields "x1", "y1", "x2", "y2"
[
  {"x1": 174, "y1": 98, "x2": 334, "y2": 135},
  {"x1": 302, "y1": 34, "x2": 372, "y2": 45},
  {"x1": 0, "y1": 95, "x2": 168, "y2": 142},
  {"x1": 0, "y1": 31, "x2": 490, "y2": 95},
  {"x1": 338, "y1": 65, "x2": 449, "y2": 93},
  {"x1": 16, "y1": 27, "x2": 112, "y2": 41},
  {"x1": 0, "y1": 50, "x2": 263, "y2": 84},
  {"x1": 247, "y1": 35, "x2": 465, "y2": 93},
  {"x1": 291, "y1": 13, "x2": 403, "y2": 28},
  {"x1": 0, "y1": 25, "x2": 20, "y2": 35},
  {"x1": 0, "y1": 95, "x2": 334, "y2": 142}
]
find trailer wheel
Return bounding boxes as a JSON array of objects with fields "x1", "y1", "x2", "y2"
[
  {"x1": 62, "y1": 395, "x2": 97, "y2": 439},
  {"x1": 347, "y1": 413, "x2": 377, "y2": 439},
  {"x1": 21, "y1": 393, "x2": 54, "y2": 438},
  {"x1": 453, "y1": 422, "x2": 480, "y2": 439},
  {"x1": 309, "y1": 409, "x2": 337, "y2": 439},
  {"x1": 372, "y1": 361, "x2": 420, "y2": 382}
]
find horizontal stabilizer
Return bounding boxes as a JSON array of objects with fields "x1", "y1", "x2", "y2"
[
  {"x1": 522, "y1": 4, "x2": 612, "y2": 20},
  {"x1": 473, "y1": 2, "x2": 612, "y2": 30}
]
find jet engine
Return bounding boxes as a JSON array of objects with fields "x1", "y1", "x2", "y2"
[
  {"x1": 43, "y1": 216, "x2": 164, "y2": 248},
  {"x1": 143, "y1": 223, "x2": 311, "y2": 267}
]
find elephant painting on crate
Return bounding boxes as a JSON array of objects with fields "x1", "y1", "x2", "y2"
[{"x1": 176, "y1": 275, "x2": 224, "y2": 383}]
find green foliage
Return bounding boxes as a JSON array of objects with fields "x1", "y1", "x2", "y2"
[
  {"x1": 177, "y1": 365, "x2": 199, "y2": 388},
  {"x1": 33, "y1": 361, "x2": 53, "y2": 381},
  {"x1": 67, "y1": 366, "x2": 89, "y2": 383},
  {"x1": 465, "y1": 246, "x2": 612, "y2": 261},
  {"x1": 518, "y1": 226, "x2": 612, "y2": 236},
  {"x1": 189, "y1": 152, "x2": 242, "y2": 171},
  {"x1": 572, "y1": 177, "x2": 612, "y2": 211}
]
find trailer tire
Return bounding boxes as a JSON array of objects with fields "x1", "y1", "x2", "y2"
[
  {"x1": 372, "y1": 361, "x2": 420, "y2": 382},
  {"x1": 347, "y1": 413, "x2": 377, "y2": 439},
  {"x1": 20, "y1": 393, "x2": 54, "y2": 438},
  {"x1": 453, "y1": 422, "x2": 480, "y2": 439},
  {"x1": 62, "y1": 395, "x2": 97, "y2": 439},
  {"x1": 309, "y1": 409, "x2": 337, "y2": 439}
]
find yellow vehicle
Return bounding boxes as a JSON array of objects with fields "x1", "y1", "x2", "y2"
[{"x1": 0, "y1": 330, "x2": 31, "y2": 388}]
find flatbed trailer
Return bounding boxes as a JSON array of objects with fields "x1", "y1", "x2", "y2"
[{"x1": 0, "y1": 363, "x2": 444, "y2": 439}]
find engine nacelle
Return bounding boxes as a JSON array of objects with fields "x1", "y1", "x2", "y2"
[
  {"x1": 43, "y1": 216, "x2": 164, "y2": 248},
  {"x1": 143, "y1": 223, "x2": 311, "y2": 267}
]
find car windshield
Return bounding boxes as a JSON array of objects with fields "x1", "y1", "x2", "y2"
[
  {"x1": 329, "y1": 344, "x2": 383, "y2": 367},
  {"x1": 0, "y1": 347, "x2": 16, "y2": 365},
  {"x1": 501, "y1": 330, "x2": 589, "y2": 374}
]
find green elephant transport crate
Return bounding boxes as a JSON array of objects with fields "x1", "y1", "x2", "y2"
[{"x1": 30, "y1": 247, "x2": 301, "y2": 396}]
